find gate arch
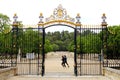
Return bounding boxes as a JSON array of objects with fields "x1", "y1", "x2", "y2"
[{"x1": 38, "y1": 4, "x2": 81, "y2": 76}]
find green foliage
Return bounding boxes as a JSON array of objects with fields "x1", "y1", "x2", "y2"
[
  {"x1": 0, "y1": 32, "x2": 12, "y2": 54},
  {"x1": 76, "y1": 30, "x2": 102, "y2": 53},
  {"x1": 52, "y1": 44, "x2": 59, "y2": 51},
  {"x1": 106, "y1": 25, "x2": 120, "y2": 58},
  {"x1": 46, "y1": 31, "x2": 74, "y2": 51},
  {"x1": 0, "y1": 13, "x2": 11, "y2": 33},
  {"x1": 67, "y1": 40, "x2": 74, "y2": 52},
  {"x1": 20, "y1": 28, "x2": 41, "y2": 54},
  {"x1": 0, "y1": 13, "x2": 11, "y2": 54},
  {"x1": 45, "y1": 39, "x2": 53, "y2": 53}
]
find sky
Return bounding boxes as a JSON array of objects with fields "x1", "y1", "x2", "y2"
[{"x1": 0, "y1": 0, "x2": 120, "y2": 32}]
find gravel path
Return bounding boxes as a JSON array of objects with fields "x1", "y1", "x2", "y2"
[
  {"x1": 7, "y1": 52, "x2": 112, "y2": 80},
  {"x1": 7, "y1": 75, "x2": 112, "y2": 80}
]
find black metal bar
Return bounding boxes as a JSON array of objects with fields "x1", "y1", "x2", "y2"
[
  {"x1": 11, "y1": 28, "x2": 14, "y2": 67},
  {"x1": 99, "y1": 52, "x2": 102, "y2": 75},
  {"x1": 102, "y1": 26, "x2": 104, "y2": 67},
  {"x1": 16, "y1": 27, "x2": 18, "y2": 66},
  {"x1": 79, "y1": 27, "x2": 82, "y2": 76},
  {"x1": 29, "y1": 59, "x2": 31, "y2": 74},
  {"x1": 102, "y1": 26, "x2": 108, "y2": 67},
  {"x1": 74, "y1": 28, "x2": 77, "y2": 76},
  {"x1": 99, "y1": 27, "x2": 102, "y2": 75},
  {"x1": 105, "y1": 27, "x2": 108, "y2": 67},
  {"x1": 42, "y1": 28, "x2": 45, "y2": 76},
  {"x1": 38, "y1": 27, "x2": 40, "y2": 75},
  {"x1": 12, "y1": 26, "x2": 18, "y2": 67}
]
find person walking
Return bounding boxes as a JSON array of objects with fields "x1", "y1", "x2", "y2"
[
  {"x1": 63, "y1": 55, "x2": 69, "y2": 68},
  {"x1": 61, "y1": 55, "x2": 66, "y2": 67},
  {"x1": 61, "y1": 55, "x2": 69, "y2": 68}
]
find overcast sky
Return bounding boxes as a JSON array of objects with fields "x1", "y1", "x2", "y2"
[{"x1": 0, "y1": 0, "x2": 120, "y2": 32}]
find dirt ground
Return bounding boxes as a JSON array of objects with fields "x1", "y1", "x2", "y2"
[{"x1": 7, "y1": 52, "x2": 111, "y2": 80}]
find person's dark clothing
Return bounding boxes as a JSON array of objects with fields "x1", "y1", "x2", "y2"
[
  {"x1": 61, "y1": 55, "x2": 69, "y2": 67},
  {"x1": 61, "y1": 56, "x2": 66, "y2": 67}
]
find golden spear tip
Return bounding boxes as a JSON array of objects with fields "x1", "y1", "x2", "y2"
[
  {"x1": 77, "y1": 13, "x2": 80, "y2": 17},
  {"x1": 14, "y1": 13, "x2": 17, "y2": 16},
  {"x1": 103, "y1": 13, "x2": 106, "y2": 16},
  {"x1": 40, "y1": 13, "x2": 42, "y2": 16}
]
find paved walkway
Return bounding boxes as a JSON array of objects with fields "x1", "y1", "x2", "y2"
[
  {"x1": 7, "y1": 75, "x2": 112, "y2": 80},
  {"x1": 7, "y1": 52, "x2": 112, "y2": 80}
]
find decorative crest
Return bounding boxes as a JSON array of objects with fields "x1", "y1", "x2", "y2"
[{"x1": 45, "y1": 4, "x2": 75, "y2": 22}]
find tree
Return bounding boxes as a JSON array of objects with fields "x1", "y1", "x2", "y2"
[
  {"x1": 0, "y1": 13, "x2": 11, "y2": 33},
  {"x1": 45, "y1": 31, "x2": 74, "y2": 51},
  {"x1": 52, "y1": 44, "x2": 59, "y2": 51},
  {"x1": 45, "y1": 40, "x2": 53, "y2": 53},
  {"x1": 0, "y1": 13, "x2": 11, "y2": 54},
  {"x1": 107, "y1": 26, "x2": 120, "y2": 58}
]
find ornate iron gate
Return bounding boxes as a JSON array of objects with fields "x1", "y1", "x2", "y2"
[
  {"x1": 11, "y1": 14, "x2": 44, "y2": 75},
  {"x1": 2, "y1": 5, "x2": 119, "y2": 77},
  {"x1": 76, "y1": 25, "x2": 103, "y2": 75},
  {"x1": 0, "y1": 26, "x2": 44, "y2": 75},
  {"x1": 16, "y1": 28, "x2": 43, "y2": 75}
]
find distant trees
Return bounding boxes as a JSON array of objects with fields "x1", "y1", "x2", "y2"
[
  {"x1": 46, "y1": 31, "x2": 74, "y2": 51},
  {"x1": 106, "y1": 26, "x2": 120, "y2": 58}
]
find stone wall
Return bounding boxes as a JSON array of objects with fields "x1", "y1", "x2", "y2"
[
  {"x1": 104, "y1": 67, "x2": 120, "y2": 80},
  {"x1": 0, "y1": 67, "x2": 17, "y2": 80}
]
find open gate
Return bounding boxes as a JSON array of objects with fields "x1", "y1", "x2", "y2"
[{"x1": 76, "y1": 25, "x2": 104, "y2": 75}]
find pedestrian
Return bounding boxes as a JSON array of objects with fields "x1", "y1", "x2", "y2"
[
  {"x1": 63, "y1": 55, "x2": 69, "y2": 68},
  {"x1": 61, "y1": 55, "x2": 66, "y2": 67}
]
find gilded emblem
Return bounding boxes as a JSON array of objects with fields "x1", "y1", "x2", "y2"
[
  {"x1": 58, "y1": 9, "x2": 63, "y2": 17},
  {"x1": 46, "y1": 4, "x2": 74, "y2": 22}
]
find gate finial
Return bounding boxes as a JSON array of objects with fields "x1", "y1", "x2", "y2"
[
  {"x1": 13, "y1": 13, "x2": 18, "y2": 22},
  {"x1": 12, "y1": 13, "x2": 19, "y2": 27},
  {"x1": 39, "y1": 12, "x2": 44, "y2": 23},
  {"x1": 101, "y1": 13, "x2": 107, "y2": 26},
  {"x1": 76, "y1": 13, "x2": 81, "y2": 26}
]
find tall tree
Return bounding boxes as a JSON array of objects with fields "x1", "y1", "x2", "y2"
[
  {"x1": 107, "y1": 26, "x2": 120, "y2": 58},
  {"x1": 0, "y1": 13, "x2": 11, "y2": 33}
]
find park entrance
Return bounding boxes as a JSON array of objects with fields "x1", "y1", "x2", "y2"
[
  {"x1": 0, "y1": 4, "x2": 113, "y2": 76},
  {"x1": 37, "y1": 5, "x2": 105, "y2": 76}
]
